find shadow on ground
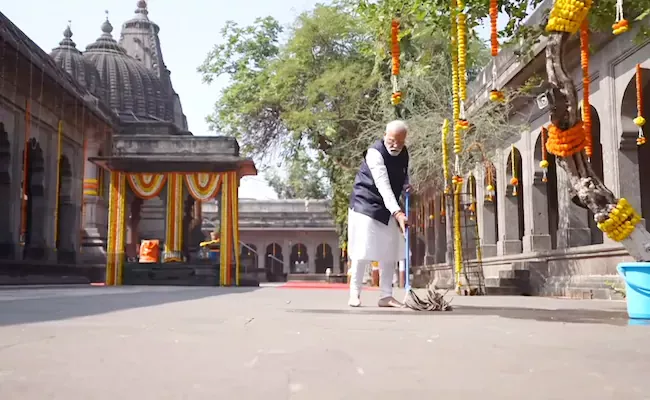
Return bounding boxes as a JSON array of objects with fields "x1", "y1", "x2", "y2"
[
  {"x1": 288, "y1": 305, "x2": 636, "y2": 326},
  {"x1": 0, "y1": 287, "x2": 257, "y2": 327}
]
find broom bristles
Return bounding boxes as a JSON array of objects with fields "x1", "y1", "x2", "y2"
[{"x1": 403, "y1": 286, "x2": 453, "y2": 311}]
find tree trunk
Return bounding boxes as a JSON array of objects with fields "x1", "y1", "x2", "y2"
[{"x1": 545, "y1": 32, "x2": 650, "y2": 262}]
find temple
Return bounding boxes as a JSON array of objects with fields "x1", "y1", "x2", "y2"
[{"x1": 0, "y1": 2, "x2": 256, "y2": 285}]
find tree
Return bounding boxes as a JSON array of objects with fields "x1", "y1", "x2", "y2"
[
  {"x1": 199, "y1": 3, "x2": 522, "y2": 245},
  {"x1": 352, "y1": 0, "x2": 650, "y2": 260},
  {"x1": 266, "y1": 150, "x2": 329, "y2": 199}
]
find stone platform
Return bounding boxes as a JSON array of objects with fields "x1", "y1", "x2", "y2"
[{"x1": 0, "y1": 286, "x2": 648, "y2": 399}]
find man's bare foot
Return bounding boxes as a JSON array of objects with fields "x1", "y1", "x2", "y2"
[
  {"x1": 378, "y1": 296, "x2": 404, "y2": 308},
  {"x1": 348, "y1": 296, "x2": 361, "y2": 307}
]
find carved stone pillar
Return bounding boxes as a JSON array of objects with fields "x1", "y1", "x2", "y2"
[
  {"x1": 283, "y1": 242, "x2": 291, "y2": 274},
  {"x1": 522, "y1": 164, "x2": 552, "y2": 252},
  {"x1": 331, "y1": 241, "x2": 340, "y2": 273},
  {"x1": 308, "y1": 243, "x2": 317, "y2": 274}
]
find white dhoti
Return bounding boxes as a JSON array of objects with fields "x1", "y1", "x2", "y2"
[{"x1": 347, "y1": 208, "x2": 405, "y2": 301}]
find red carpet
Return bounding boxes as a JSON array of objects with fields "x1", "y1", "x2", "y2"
[{"x1": 279, "y1": 281, "x2": 379, "y2": 290}]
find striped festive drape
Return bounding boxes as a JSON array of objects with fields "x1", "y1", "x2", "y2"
[
  {"x1": 184, "y1": 173, "x2": 222, "y2": 201},
  {"x1": 106, "y1": 171, "x2": 127, "y2": 285},
  {"x1": 219, "y1": 171, "x2": 241, "y2": 286},
  {"x1": 127, "y1": 173, "x2": 167, "y2": 200},
  {"x1": 164, "y1": 173, "x2": 184, "y2": 262}
]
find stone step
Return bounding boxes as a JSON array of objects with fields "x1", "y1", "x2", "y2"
[
  {"x1": 498, "y1": 269, "x2": 531, "y2": 280},
  {"x1": 485, "y1": 286, "x2": 523, "y2": 296},
  {"x1": 485, "y1": 277, "x2": 522, "y2": 287}
]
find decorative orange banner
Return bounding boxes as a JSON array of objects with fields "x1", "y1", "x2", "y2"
[
  {"x1": 127, "y1": 173, "x2": 167, "y2": 200},
  {"x1": 184, "y1": 173, "x2": 221, "y2": 201}
]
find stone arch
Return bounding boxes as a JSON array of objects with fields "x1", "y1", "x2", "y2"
[
  {"x1": 22, "y1": 138, "x2": 46, "y2": 260},
  {"x1": 533, "y1": 128, "x2": 559, "y2": 250},
  {"x1": 315, "y1": 243, "x2": 333, "y2": 273},
  {"x1": 462, "y1": 174, "x2": 478, "y2": 259},
  {"x1": 240, "y1": 243, "x2": 258, "y2": 273},
  {"x1": 290, "y1": 243, "x2": 308, "y2": 273},
  {"x1": 619, "y1": 66, "x2": 650, "y2": 228},
  {"x1": 506, "y1": 146, "x2": 525, "y2": 244},
  {"x1": 265, "y1": 243, "x2": 284, "y2": 281},
  {"x1": 481, "y1": 162, "x2": 498, "y2": 256},
  {"x1": 0, "y1": 122, "x2": 12, "y2": 258}
]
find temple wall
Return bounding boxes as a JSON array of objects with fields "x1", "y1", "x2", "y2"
[{"x1": 414, "y1": 23, "x2": 650, "y2": 299}]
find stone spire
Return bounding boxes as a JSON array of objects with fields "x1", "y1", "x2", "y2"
[
  {"x1": 58, "y1": 22, "x2": 76, "y2": 49},
  {"x1": 134, "y1": 0, "x2": 149, "y2": 18}
]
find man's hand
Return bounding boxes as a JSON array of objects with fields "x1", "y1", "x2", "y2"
[{"x1": 394, "y1": 210, "x2": 408, "y2": 234}]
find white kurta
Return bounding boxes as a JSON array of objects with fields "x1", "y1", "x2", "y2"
[{"x1": 347, "y1": 147, "x2": 406, "y2": 263}]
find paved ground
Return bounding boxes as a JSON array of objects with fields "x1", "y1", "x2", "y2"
[{"x1": 0, "y1": 285, "x2": 649, "y2": 399}]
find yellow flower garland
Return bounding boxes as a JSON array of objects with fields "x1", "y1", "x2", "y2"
[{"x1": 597, "y1": 198, "x2": 642, "y2": 242}]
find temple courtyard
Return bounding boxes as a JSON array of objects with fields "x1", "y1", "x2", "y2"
[{"x1": 0, "y1": 286, "x2": 649, "y2": 399}]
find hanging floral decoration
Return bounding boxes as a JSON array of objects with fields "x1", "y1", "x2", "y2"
[
  {"x1": 580, "y1": 21, "x2": 593, "y2": 158},
  {"x1": 489, "y1": 0, "x2": 504, "y2": 102},
  {"x1": 485, "y1": 162, "x2": 495, "y2": 202},
  {"x1": 510, "y1": 145, "x2": 519, "y2": 197},
  {"x1": 612, "y1": 0, "x2": 629, "y2": 35},
  {"x1": 540, "y1": 127, "x2": 549, "y2": 183},
  {"x1": 127, "y1": 173, "x2": 167, "y2": 200},
  {"x1": 468, "y1": 175, "x2": 476, "y2": 221},
  {"x1": 634, "y1": 64, "x2": 647, "y2": 146},
  {"x1": 390, "y1": 19, "x2": 402, "y2": 108}
]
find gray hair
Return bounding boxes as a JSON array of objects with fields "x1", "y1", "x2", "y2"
[{"x1": 385, "y1": 120, "x2": 408, "y2": 134}]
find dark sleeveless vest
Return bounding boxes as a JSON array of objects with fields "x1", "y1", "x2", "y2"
[{"x1": 349, "y1": 140, "x2": 409, "y2": 225}]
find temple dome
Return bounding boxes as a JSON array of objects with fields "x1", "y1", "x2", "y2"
[
  {"x1": 50, "y1": 25, "x2": 105, "y2": 100},
  {"x1": 83, "y1": 17, "x2": 172, "y2": 121}
]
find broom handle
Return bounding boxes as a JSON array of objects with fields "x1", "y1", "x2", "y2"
[{"x1": 404, "y1": 192, "x2": 411, "y2": 291}]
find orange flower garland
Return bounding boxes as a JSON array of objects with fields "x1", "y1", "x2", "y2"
[
  {"x1": 634, "y1": 64, "x2": 647, "y2": 145},
  {"x1": 580, "y1": 21, "x2": 593, "y2": 158},
  {"x1": 613, "y1": 0, "x2": 629, "y2": 35},
  {"x1": 545, "y1": 123, "x2": 587, "y2": 157},
  {"x1": 391, "y1": 19, "x2": 402, "y2": 106},
  {"x1": 489, "y1": 0, "x2": 504, "y2": 102}
]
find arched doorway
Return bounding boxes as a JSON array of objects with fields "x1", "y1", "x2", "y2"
[
  {"x1": 0, "y1": 122, "x2": 11, "y2": 259},
  {"x1": 240, "y1": 243, "x2": 258, "y2": 273},
  {"x1": 620, "y1": 65, "x2": 650, "y2": 229},
  {"x1": 265, "y1": 243, "x2": 284, "y2": 281},
  {"x1": 315, "y1": 243, "x2": 333, "y2": 273},
  {"x1": 290, "y1": 243, "x2": 308, "y2": 273},
  {"x1": 56, "y1": 155, "x2": 76, "y2": 263},
  {"x1": 22, "y1": 138, "x2": 46, "y2": 260},
  {"x1": 502, "y1": 146, "x2": 524, "y2": 254}
]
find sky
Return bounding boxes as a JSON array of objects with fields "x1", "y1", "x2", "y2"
[{"x1": 2, "y1": 0, "x2": 502, "y2": 200}]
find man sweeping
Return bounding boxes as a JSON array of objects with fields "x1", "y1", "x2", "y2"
[{"x1": 347, "y1": 120, "x2": 410, "y2": 308}]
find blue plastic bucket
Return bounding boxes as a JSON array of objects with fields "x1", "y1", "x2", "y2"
[{"x1": 617, "y1": 262, "x2": 650, "y2": 319}]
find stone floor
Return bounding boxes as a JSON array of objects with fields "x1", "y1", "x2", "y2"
[{"x1": 0, "y1": 284, "x2": 649, "y2": 399}]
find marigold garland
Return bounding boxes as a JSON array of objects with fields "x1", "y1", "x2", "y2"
[
  {"x1": 546, "y1": 0, "x2": 592, "y2": 34},
  {"x1": 634, "y1": 64, "x2": 647, "y2": 145},
  {"x1": 390, "y1": 19, "x2": 402, "y2": 106},
  {"x1": 540, "y1": 127, "x2": 549, "y2": 183},
  {"x1": 488, "y1": 0, "x2": 504, "y2": 102},
  {"x1": 613, "y1": 0, "x2": 629, "y2": 35},
  {"x1": 545, "y1": 123, "x2": 588, "y2": 157},
  {"x1": 580, "y1": 21, "x2": 593, "y2": 158},
  {"x1": 450, "y1": 0, "x2": 460, "y2": 123},
  {"x1": 597, "y1": 198, "x2": 642, "y2": 242}
]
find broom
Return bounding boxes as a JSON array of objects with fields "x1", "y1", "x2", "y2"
[{"x1": 402, "y1": 192, "x2": 453, "y2": 311}]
